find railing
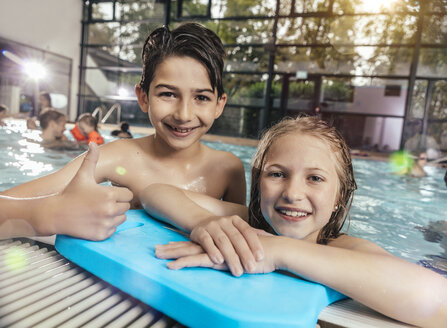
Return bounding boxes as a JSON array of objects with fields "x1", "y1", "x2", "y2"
[
  {"x1": 101, "y1": 103, "x2": 121, "y2": 124},
  {"x1": 92, "y1": 104, "x2": 121, "y2": 125},
  {"x1": 91, "y1": 106, "x2": 105, "y2": 123}
]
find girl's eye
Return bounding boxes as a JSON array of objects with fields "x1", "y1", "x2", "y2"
[
  {"x1": 268, "y1": 171, "x2": 284, "y2": 178},
  {"x1": 309, "y1": 175, "x2": 323, "y2": 182}
]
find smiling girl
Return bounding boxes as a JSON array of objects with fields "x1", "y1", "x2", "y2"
[{"x1": 142, "y1": 116, "x2": 447, "y2": 327}]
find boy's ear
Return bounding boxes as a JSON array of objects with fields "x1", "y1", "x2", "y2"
[
  {"x1": 135, "y1": 84, "x2": 149, "y2": 113},
  {"x1": 214, "y1": 93, "x2": 227, "y2": 119}
]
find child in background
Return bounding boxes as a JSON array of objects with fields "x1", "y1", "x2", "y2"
[
  {"x1": 0, "y1": 104, "x2": 8, "y2": 126},
  {"x1": 71, "y1": 113, "x2": 104, "y2": 145},
  {"x1": 410, "y1": 151, "x2": 428, "y2": 177},
  {"x1": 0, "y1": 23, "x2": 245, "y2": 241},
  {"x1": 142, "y1": 116, "x2": 447, "y2": 327},
  {"x1": 38, "y1": 109, "x2": 80, "y2": 150},
  {"x1": 111, "y1": 121, "x2": 133, "y2": 139},
  {"x1": 27, "y1": 91, "x2": 53, "y2": 129},
  {"x1": 39, "y1": 109, "x2": 68, "y2": 142}
]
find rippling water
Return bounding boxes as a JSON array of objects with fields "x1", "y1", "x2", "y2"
[{"x1": 2, "y1": 119, "x2": 447, "y2": 271}]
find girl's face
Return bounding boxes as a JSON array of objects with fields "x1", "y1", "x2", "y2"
[
  {"x1": 259, "y1": 133, "x2": 339, "y2": 243},
  {"x1": 136, "y1": 55, "x2": 226, "y2": 151}
]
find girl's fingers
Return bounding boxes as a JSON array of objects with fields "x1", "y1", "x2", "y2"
[
  {"x1": 167, "y1": 253, "x2": 228, "y2": 271},
  {"x1": 221, "y1": 223, "x2": 257, "y2": 273},
  {"x1": 190, "y1": 228, "x2": 224, "y2": 264},
  {"x1": 208, "y1": 229, "x2": 244, "y2": 277},
  {"x1": 233, "y1": 219, "x2": 264, "y2": 261},
  {"x1": 157, "y1": 241, "x2": 196, "y2": 250},
  {"x1": 155, "y1": 242, "x2": 203, "y2": 259}
]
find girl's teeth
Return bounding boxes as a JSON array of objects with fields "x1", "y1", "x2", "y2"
[{"x1": 280, "y1": 209, "x2": 307, "y2": 217}]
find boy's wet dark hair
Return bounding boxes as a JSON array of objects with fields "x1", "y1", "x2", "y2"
[
  {"x1": 0, "y1": 104, "x2": 8, "y2": 113},
  {"x1": 39, "y1": 109, "x2": 65, "y2": 130},
  {"x1": 77, "y1": 113, "x2": 99, "y2": 131},
  {"x1": 139, "y1": 23, "x2": 225, "y2": 98}
]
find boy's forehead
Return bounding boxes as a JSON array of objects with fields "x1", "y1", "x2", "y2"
[{"x1": 153, "y1": 56, "x2": 213, "y2": 90}]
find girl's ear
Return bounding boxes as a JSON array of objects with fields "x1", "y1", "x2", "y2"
[
  {"x1": 135, "y1": 84, "x2": 149, "y2": 113},
  {"x1": 214, "y1": 93, "x2": 227, "y2": 119}
]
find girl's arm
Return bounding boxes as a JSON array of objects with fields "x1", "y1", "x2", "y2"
[
  {"x1": 140, "y1": 184, "x2": 264, "y2": 276},
  {"x1": 159, "y1": 235, "x2": 447, "y2": 327},
  {"x1": 272, "y1": 236, "x2": 447, "y2": 327}
]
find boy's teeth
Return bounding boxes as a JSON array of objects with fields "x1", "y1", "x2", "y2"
[
  {"x1": 280, "y1": 209, "x2": 308, "y2": 217},
  {"x1": 173, "y1": 127, "x2": 192, "y2": 133}
]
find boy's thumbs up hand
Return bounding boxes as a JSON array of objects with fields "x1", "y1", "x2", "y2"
[
  {"x1": 75, "y1": 141, "x2": 100, "y2": 180},
  {"x1": 52, "y1": 142, "x2": 133, "y2": 240}
]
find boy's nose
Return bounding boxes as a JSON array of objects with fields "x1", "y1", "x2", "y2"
[{"x1": 173, "y1": 100, "x2": 193, "y2": 122}]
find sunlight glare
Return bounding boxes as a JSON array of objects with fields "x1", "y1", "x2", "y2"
[{"x1": 361, "y1": 0, "x2": 397, "y2": 12}]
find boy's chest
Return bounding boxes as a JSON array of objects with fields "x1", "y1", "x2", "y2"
[{"x1": 111, "y1": 159, "x2": 229, "y2": 203}]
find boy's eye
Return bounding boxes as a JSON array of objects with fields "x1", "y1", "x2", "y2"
[
  {"x1": 196, "y1": 95, "x2": 211, "y2": 102},
  {"x1": 159, "y1": 91, "x2": 176, "y2": 98}
]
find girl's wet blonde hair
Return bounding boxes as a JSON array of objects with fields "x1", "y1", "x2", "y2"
[{"x1": 248, "y1": 115, "x2": 357, "y2": 244}]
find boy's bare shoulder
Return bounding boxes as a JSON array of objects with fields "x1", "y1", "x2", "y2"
[
  {"x1": 203, "y1": 144, "x2": 244, "y2": 170},
  {"x1": 99, "y1": 136, "x2": 149, "y2": 154}
]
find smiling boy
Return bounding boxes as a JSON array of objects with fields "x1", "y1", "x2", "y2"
[{"x1": 1, "y1": 23, "x2": 246, "y2": 240}]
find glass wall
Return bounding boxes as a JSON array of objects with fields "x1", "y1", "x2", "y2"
[
  {"x1": 79, "y1": 0, "x2": 447, "y2": 154},
  {"x1": 0, "y1": 37, "x2": 72, "y2": 116}
]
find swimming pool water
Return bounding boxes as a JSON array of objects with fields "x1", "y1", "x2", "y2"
[{"x1": 1, "y1": 119, "x2": 447, "y2": 273}]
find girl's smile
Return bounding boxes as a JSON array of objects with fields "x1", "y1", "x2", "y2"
[{"x1": 260, "y1": 133, "x2": 339, "y2": 242}]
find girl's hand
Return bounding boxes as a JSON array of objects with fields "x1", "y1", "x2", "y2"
[
  {"x1": 189, "y1": 215, "x2": 269, "y2": 276},
  {"x1": 155, "y1": 236, "x2": 279, "y2": 276}
]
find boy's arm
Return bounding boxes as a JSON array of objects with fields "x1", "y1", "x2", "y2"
[
  {"x1": 139, "y1": 183, "x2": 247, "y2": 232},
  {"x1": 3, "y1": 138, "x2": 119, "y2": 198},
  {"x1": 0, "y1": 143, "x2": 133, "y2": 240},
  {"x1": 140, "y1": 184, "x2": 264, "y2": 276}
]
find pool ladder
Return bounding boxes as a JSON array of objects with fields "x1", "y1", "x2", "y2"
[{"x1": 92, "y1": 104, "x2": 121, "y2": 125}]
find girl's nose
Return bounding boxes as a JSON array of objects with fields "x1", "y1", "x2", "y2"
[
  {"x1": 281, "y1": 178, "x2": 304, "y2": 202},
  {"x1": 173, "y1": 100, "x2": 193, "y2": 122}
]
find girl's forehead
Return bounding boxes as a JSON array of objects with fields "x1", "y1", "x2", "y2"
[
  {"x1": 265, "y1": 133, "x2": 338, "y2": 169},
  {"x1": 268, "y1": 133, "x2": 330, "y2": 155}
]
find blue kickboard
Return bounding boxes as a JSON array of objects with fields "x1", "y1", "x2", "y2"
[{"x1": 55, "y1": 209, "x2": 347, "y2": 328}]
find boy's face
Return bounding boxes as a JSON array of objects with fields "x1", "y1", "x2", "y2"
[
  {"x1": 50, "y1": 117, "x2": 67, "y2": 138},
  {"x1": 136, "y1": 55, "x2": 226, "y2": 151}
]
